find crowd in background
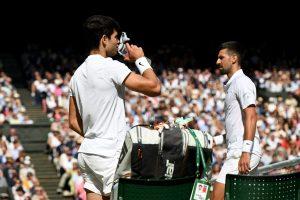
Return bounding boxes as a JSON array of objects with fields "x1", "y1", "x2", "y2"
[
  {"x1": 0, "y1": 68, "x2": 46, "y2": 199},
  {"x1": 0, "y1": 128, "x2": 48, "y2": 199},
  {"x1": 0, "y1": 70, "x2": 33, "y2": 125},
  {"x1": 0, "y1": 43, "x2": 299, "y2": 199}
]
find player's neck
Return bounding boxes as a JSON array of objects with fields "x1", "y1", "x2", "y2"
[
  {"x1": 90, "y1": 49, "x2": 107, "y2": 58},
  {"x1": 227, "y1": 65, "x2": 241, "y2": 79}
]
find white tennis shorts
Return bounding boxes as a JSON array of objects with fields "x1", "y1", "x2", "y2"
[
  {"x1": 216, "y1": 153, "x2": 261, "y2": 184},
  {"x1": 78, "y1": 152, "x2": 120, "y2": 196}
]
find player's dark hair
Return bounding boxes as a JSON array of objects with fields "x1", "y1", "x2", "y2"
[
  {"x1": 83, "y1": 15, "x2": 121, "y2": 51},
  {"x1": 219, "y1": 41, "x2": 244, "y2": 65}
]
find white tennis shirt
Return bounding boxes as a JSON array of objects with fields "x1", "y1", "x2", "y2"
[
  {"x1": 69, "y1": 55, "x2": 131, "y2": 157},
  {"x1": 224, "y1": 69, "x2": 262, "y2": 158}
]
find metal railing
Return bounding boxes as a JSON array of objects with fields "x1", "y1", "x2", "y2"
[
  {"x1": 209, "y1": 157, "x2": 300, "y2": 183},
  {"x1": 257, "y1": 157, "x2": 300, "y2": 175}
]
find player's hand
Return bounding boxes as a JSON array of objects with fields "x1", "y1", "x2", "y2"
[
  {"x1": 238, "y1": 152, "x2": 251, "y2": 174},
  {"x1": 123, "y1": 43, "x2": 144, "y2": 62}
]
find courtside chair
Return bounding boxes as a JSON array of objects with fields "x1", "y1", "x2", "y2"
[
  {"x1": 116, "y1": 176, "x2": 194, "y2": 200},
  {"x1": 225, "y1": 172, "x2": 300, "y2": 200}
]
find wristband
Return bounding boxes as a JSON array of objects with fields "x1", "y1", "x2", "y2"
[
  {"x1": 135, "y1": 57, "x2": 152, "y2": 74},
  {"x1": 242, "y1": 140, "x2": 253, "y2": 153}
]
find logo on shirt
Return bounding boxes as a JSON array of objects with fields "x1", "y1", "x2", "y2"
[{"x1": 139, "y1": 62, "x2": 144, "y2": 66}]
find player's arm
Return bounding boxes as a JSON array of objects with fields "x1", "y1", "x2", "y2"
[
  {"x1": 243, "y1": 105, "x2": 257, "y2": 142},
  {"x1": 238, "y1": 81, "x2": 257, "y2": 174},
  {"x1": 69, "y1": 96, "x2": 84, "y2": 136},
  {"x1": 123, "y1": 43, "x2": 161, "y2": 97},
  {"x1": 124, "y1": 71, "x2": 161, "y2": 97},
  {"x1": 239, "y1": 104, "x2": 257, "y2": 174}
]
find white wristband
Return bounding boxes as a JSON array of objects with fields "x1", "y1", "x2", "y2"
[
  {"x1": 242, "y1": 140, "x2": 253, "y2": 153},
  {"x1": 135, "y1": 57, "x2": 152, "y2": 74}
]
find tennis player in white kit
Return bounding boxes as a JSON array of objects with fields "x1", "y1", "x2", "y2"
[
  {"x1": 212, "y1": 41, "x2": 262, "y2": 200},
  {"x1": 68, "y1": 15, "x2": 161, "y2": 200}
]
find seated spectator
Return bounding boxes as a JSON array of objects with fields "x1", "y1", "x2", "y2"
[
  {"x1": 14, "y1": 185, "x2": 30, "y2": 200},
  {"x1": 0, "y1": 170, "x2": 8, "y2": 188},
  {"x1": 31, "y1": 186, "x2": 48, "y2": 200}
]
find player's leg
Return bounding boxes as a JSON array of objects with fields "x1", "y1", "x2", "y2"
[
  {"x1": 212, "y1": 154, "x2": 261, "y2": 200},
  {"x1": 212, "y1": 158, "x2": 239, "y2": 200},
  {"x1": 212, "y1": 181, "x2": 225, "y2": 200}
]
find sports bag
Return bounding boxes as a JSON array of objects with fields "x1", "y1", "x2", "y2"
[{"x1": 115, "y1": 124, "x2": 212, "y2": 180}]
